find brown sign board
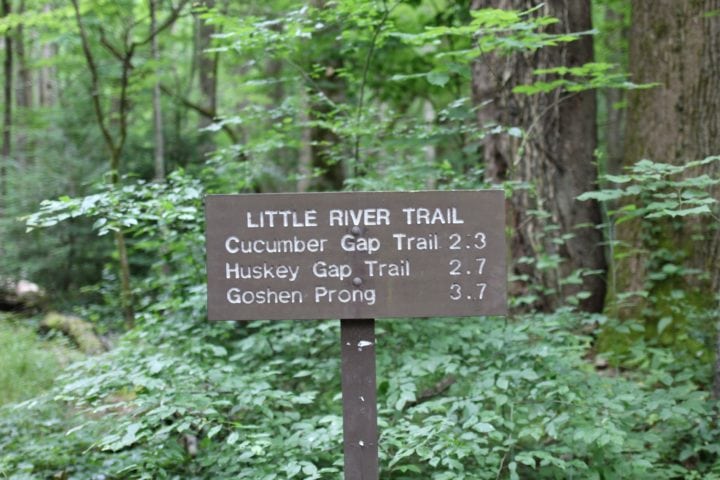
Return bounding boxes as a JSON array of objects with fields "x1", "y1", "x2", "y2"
[{"x1": 205, "y1": 190, "x2": 507, "y2": 321}]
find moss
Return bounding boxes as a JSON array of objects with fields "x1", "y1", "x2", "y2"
[
  {"x1": 41, "y1": 312, "x2": 105, "y2": 355},
  {"x1": 599, "y1": 214, "x2": 716, "y2": 367}
]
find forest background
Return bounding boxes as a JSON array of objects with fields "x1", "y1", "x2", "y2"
[{"x1": 0, "y1": 0, "x2": 719, "y2": 478}]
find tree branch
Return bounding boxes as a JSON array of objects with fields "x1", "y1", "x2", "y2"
[
  {"x1": 159, "y1": 84, "x2": 239, "y2": 144},
  {"x1": 404, "y1": 375, "x2": 456, "y2": 410},
  {"x1": 352, "y1": 0, "x2": 400, "y2": 175},
  {"x1": 70, "y1": 0, "x2": 116, "y2": 156},
  {"x1": 99, "y1": 26, "x2": 125, "y2": 62},
  {"x1": 115, "y1": 45, "x2": 135, "y2": 172},
  {"x1": 134, "y1": 0, "x2": 190, "y2": 48}
]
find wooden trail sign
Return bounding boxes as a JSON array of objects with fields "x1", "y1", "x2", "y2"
[
  {"x1": 206, "y1": 190, "x2": 506, "y2": 320},
  {"x1": 205, "y1": 190, "x2": 507, "y2": 479}
]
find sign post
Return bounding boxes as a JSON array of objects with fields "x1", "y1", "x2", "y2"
[
  {"x1": 341, "y1": 318, "x2": 378, "y2": 479},
  {"x1": 205, "y1": 190, "x2": 506, "y2": 479}
]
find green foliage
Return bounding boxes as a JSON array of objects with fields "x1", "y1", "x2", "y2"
[
  {"x1": 513, "y1": 62, "x2": 658, "y2": 95},
  {"x1": 0, "y1": 106, "x2": 113, "y2": 302},
  {"x1": 0, "y1": 314, "x2": 80, "y2": 406},
  {"x1": 578, "y1": 156, "x2": 720, "y2": 221},
  {"x1": 7, "y1": 154, "x2": 719, "y2": 477},
  {"x1": 579, "y1": 155, "x2": 720, "y2": 305},
  {"x1": 3, "y1": 309, "x2": 720, "y2": 478},
  {"x1": 579, "y1": 156, "x2": 720, "y2": 370},
  {"x1": 579, "y1": 156, "x2": 720, "y2": 296},
  {"x1": 2, "y1": 1, "x2": 719, "y2": 479}
]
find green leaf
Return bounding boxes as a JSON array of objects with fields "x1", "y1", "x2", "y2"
[
  {"x1": 645, "y1": 205, "x2": 711, "y2": 218},
  {"x1": 657, "y1": 316, "x2": 672, "y2": 335},
  {"x1": 427, "y1": 70, "x2": 450, "y2": 86},
  {"x1": 474, "y1": 422, "x2": 495, "y2": 433},
  {"x1": 497, "y1": 376, "x2": 509, "y2": 390},
  {"x1": 507, "y1": 127, "x2": 523, "y2": 138},
  {"x1": 226, "y1": 431, "x2": 240, "y2": 445},
  {"x1": 577, "y1": 189, "x2": 625, "y2": 202},
  {"x1": 206, "y1": 425, "x2": 222, "y2": 439}
]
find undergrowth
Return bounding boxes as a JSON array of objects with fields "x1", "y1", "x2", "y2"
[
  {"x1": 0, "y1": 314, "x2": 80, "y2": 406},
  {"x1": 2, "y1": 308, "x2": 719, "y2": 479}
]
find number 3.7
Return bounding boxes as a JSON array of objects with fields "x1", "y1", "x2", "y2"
[
  {"x1": 449, "y1": 258, "x2": 487, "y2": 275},
  {"x1": 450, "y1": 283, "x2": 487, "y2": 300}
]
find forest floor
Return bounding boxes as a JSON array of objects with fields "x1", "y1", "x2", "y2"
[{"x1": 0, "y1": 313, "x2": 83, "y2": 406}]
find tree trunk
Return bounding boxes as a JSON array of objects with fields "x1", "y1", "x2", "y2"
[
  {"x1": 471, "y1": 0, "x2": 607, "y2": 313},
  {"x1": 1, "y1": 0, "x2": 12, "y2": 207},
  {"x1": 297, "y1": 87, "x2": 313, "y2": 193},
  {"x1": 423, "y1": 100, "x2": 437, "y2": 189},
  {"x1": 618, "y1": 1, "x2": 720, "y2": 394},
  {"x1": 15, "y1": 0, "x2": 30, "y2": 110},
  {"x1": 620, "y1": 0, "x2": 720, "y2": 297},
  {"x1": 38, "y1": 5, "x2": 57, "y2": 107},
  {"x1": 71, "y1": 0, "x2": 135, "y2": 328},
  {"x1": 195, "y1": 0, "x2": 218, "y2": 157},
  {"x1": 150, "y1": 0, "x2": 165, "y2": 181},
  {"x1": 599, "y1": 4, "x2": 628, "y2": 177},
  {"x1": 14, "y1": 0, "x2": 30, "y2": 166}
]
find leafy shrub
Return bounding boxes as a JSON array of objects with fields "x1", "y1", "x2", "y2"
[{"x1": 3, "y1": 307, "x2": 720, "y2": 479}]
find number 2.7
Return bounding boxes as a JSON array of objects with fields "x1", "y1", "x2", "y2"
[{"x1": 449, "y1": 258, "x2": 487, "y2": 275}]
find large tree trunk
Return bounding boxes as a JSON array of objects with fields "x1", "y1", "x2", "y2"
[
  {"x1": 620, "y1": 0, "x2": 720, "y2": 298},
  {"x1": 598, "y1": 4, "x2": 628, "y2": 177},
  {"x1": 618, "y1": 1, "x2": 720, "y2": 393},
  {"x1": 471, "y1": 0, "x2": 607, "y2": 312}
]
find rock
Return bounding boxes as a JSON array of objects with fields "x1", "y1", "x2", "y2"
[
  {"x1": 41, "y1": 312, "x2": 106, "y2": 355},
  {"x1": 0, "y1": 277, "x2": 47, "y2": 311}
]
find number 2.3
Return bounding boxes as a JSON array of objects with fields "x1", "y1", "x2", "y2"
[{"x1": 449, "y1": 232, "x2": 487, "y2": 250}]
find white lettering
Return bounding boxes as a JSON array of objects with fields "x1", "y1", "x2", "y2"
[
  {"x1": 314, "y1": 286, "x2": 376, "y2": 305},
  {"x1": 340, "y1": 234, "x2": 380, "y2": 254},
  {"x1": 225, "y1": 236, "x2": 240, "y2": 253},
  {"x1": 364, "y1": 259, "x2": 410, "y2": 277},
  {"x1": 402, "y1": 207, "x2": 464, "y2": 225},
  {"x1": 392, "y1": 233, "x2": 439, "y2": 251},
  {"x1": 312, "y1": 261, "x2": 352, "y2": 281},
  {"x1": 225, "y1": 262, "x2": 299, "y2": 281},
  {"x1": 226, "y1": 287, "x2": 303, "y2": 304},
  {"x1": 223, "y1": 236, "x2": 328, "y2": 254},
  {"x1": 328, "y1": 208, "x2": 391, "y2": 226},
  {"x1": 246, "y1": 209, "x2": 319, "y2": 228}
]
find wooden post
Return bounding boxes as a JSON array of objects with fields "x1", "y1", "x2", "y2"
[{"x1": 340, "y1": 318, "x2": 378, "y2": 480}]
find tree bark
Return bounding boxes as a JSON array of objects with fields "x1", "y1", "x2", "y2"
[
  {"x1": 15, "y1": 0, "x2": 30, "y2": 110},
  {"x1": 1, "y1": 0, "x2": 12, "y2": 207},
  {"x1": 297, "y1": 87, "x2": 313, "y2": 192},
  {"x1": 38, "y1": 4, "x2": 57, "y2": 107},
  {"x1": 620, "y1": 0, "x2": 720, "y2": 298},
  {"x1": 423, "y1": 100, "x2": 437, "y2": 189},
  {"x1": 14, "y1": 0, "x2": 30, "y2": 166},
  {"x1": 618, "y1": 1, "x2": 720, "y2": 395},
  {"x1": 195, "y1": 0, "x2": 219, "y2": 157},
  {"x1": 471, "y1": 0, "x2": 607, "y2": 312},
  {"x1": 599, "y1": 5, "x2": 627, "y2": 177},
  {"x1": 150, "y1": 0, "x2": 165, "y2": 181}
]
